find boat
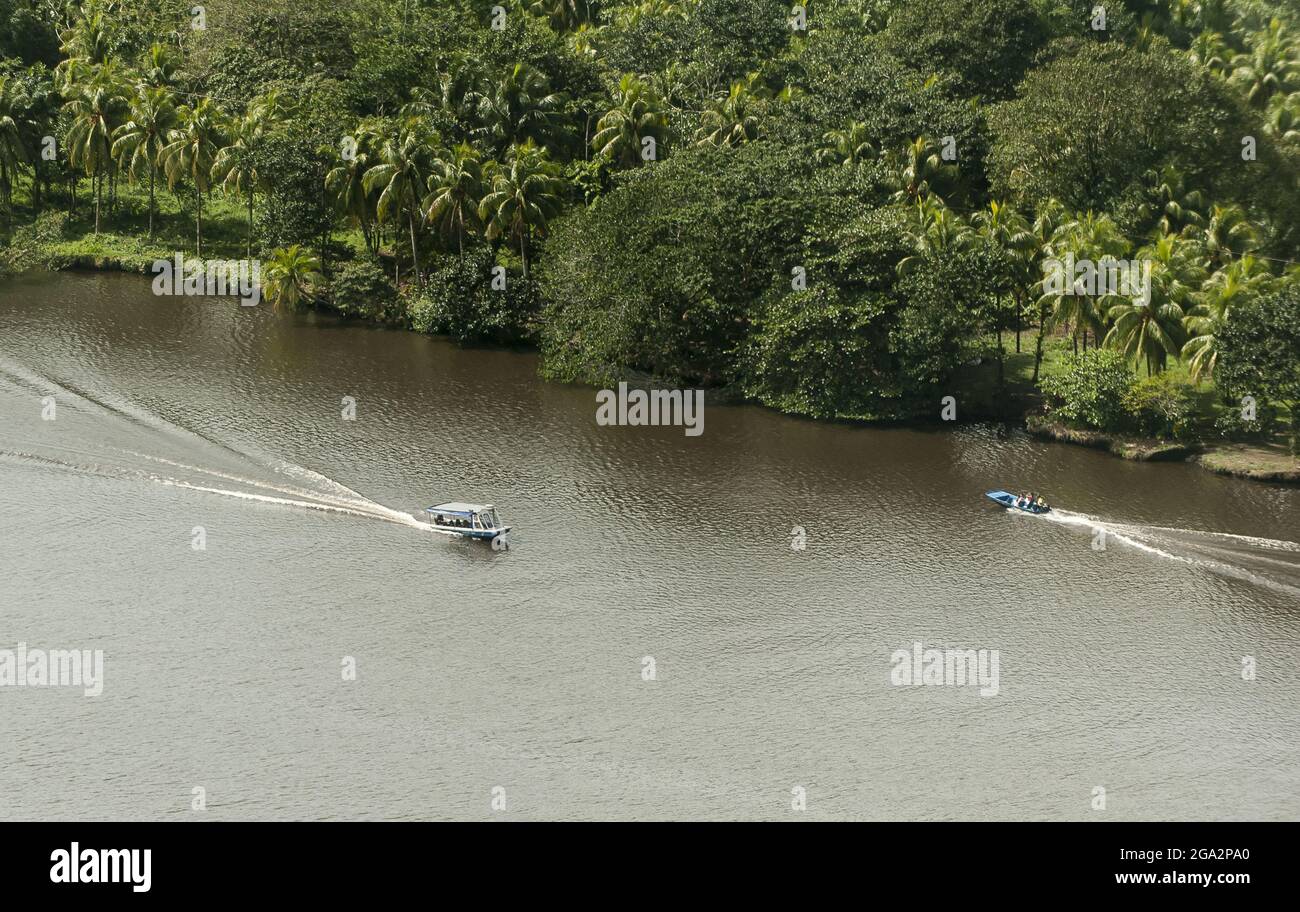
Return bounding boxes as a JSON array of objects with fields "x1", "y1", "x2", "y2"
[
  {"x1": 985, "y1": 490, "x2": 1051, "y2": 514},
  {"x1": 424, "y1": 502, "x2": 511, "y2": 545}
]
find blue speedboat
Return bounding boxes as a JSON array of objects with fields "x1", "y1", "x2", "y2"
[
  {"x1": 424, "y1": 502, "x2": 511, "y2": 543},
  {"x1": 986, "y1": 490, "x2": 1051, "y2": 514}
]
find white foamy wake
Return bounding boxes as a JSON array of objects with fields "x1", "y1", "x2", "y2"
[
  {"x1": 135, "y1": 455, "x2": 437, "y2": 530},
  {"x1": 0, "y1": 358, "x2": 437, "y2": 533},
  {"x1": 1137, "y1": 525, "x2": 1300, "y2": 553},
  {"x1": 1042, "y1": 509, "x2": 1300, "y2": 596},
  {"x1": 154, "y1": 478, "x2": 434, "y2": 528}
]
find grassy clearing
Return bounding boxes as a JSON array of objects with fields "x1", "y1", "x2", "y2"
[{"x1": 1199, "y1": 441, "x2": 1300, "y2": 481}]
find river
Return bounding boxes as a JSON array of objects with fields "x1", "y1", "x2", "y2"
[{"x1": 2, "y1": 271, "x2": 1297, "y2": 820}]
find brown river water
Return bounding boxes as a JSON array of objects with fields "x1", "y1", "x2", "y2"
[{"x1": 1, "y1": 271, "x2": 1297, "y2": 820}]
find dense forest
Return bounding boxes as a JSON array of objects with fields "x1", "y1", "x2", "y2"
[{"x1": 1, "y1": 0, "x2": 1298, "y2": 452}]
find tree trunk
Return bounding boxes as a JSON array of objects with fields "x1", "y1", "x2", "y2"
[
  {"x1": 1014, "y1": 297, "x2": 1022, "y2": 353},
  {"x1": 247, "y1": 188, "x2": 255, "y2": 259},
  {"x1": 996, "y1": 329, "x2": 1005, "y2": 389},
  {"x1": 407, "y1": 211, "x2": 421, "y2": 286},
  {"x1": 94, "y1": 170, "x2": 102, "y2": 234},
  {"x1": 148, "y1": 166, "x2": 156, "y2": 238},
  {"x1": 1032, "y1": 309, "x2": 1046, "y2": 383},
  {"x1": 195, "y1": 189, "x2": 203, "y2": 257}
]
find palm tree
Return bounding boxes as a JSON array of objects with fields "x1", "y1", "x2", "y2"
[
  {"x1": 1181, "y1": 254, "x2": 1273, "y2": 381},
  {"x1": 212, "y1": 92, "x2": 282, "y2": 257},
  {"x1": 696, "y1": 79, "x2": 761, "y2": 148},
  {"x1": 0, "y1": 75, "x2": 28, "y2": 222},
  {"x1": 1265, "y1": 90, "x2": 1300, "y2": 142},
  {"x1": 422, "y1": 142, "x2": 485, "y2": 260},
  {"x1": 1188, "y1": 29, "x2": 1232, "y2": 76},
  {"x1": 971, "y1": 200, "x2": 1035, "y2": 356},
  {"x1": 1192, "y1": 0, "x2": 1236, "y2": 36},
  {"x1": 479, "y1": 140, "x2": 565, "y2": 278},
  {"x1": 818, "y1": 120, "x2": 874, "y2": 166},
  {"x1": 528, "y1": 0, "x2": 597, "y2": 31},
  {"x1": 897, "y1": 197, "x2": 970, "y2": 275},
  {"x1": 883, "y1": 136, "x2": 955, "y2": 206},
  {"x1": 1028, "y1": 200, "x2": 1066, "y2": 381},
  {"x1": 1229, "y1": 17, "x2": 1298, "y2": 107},
  {"x1": 326, "y1": 124, "x2": 379, "y2": 254},
  {"x1": 63, "y1": 83, "x2": 123, "y2": 233},
  {"x1": 567, "y1": 22, "x2": 603, "y2": 58},
  {"x1": 437, "y1": 68, "x2": 479, "y2": 126},
  {"x1": 1041, "y1": 211, "x2": 1129, "y2": 353},
  {"x1": 614, "y1": 0, "x2": 686, "y2": 29},
  {"x1": 472, "y1": 63, "x2": 568, "y2": 151},
  {"x1": 1189, "y1": 203, "x2": 1259, "y2": 270},
  {"x1": 9, "y1": 68, "x2": 57, "y2": 211},
  {"x1": 56, "y1": 6, "x2": 113, "y2": 77},
  {"x1": 592, "y1": 74, "x2": 669, "y2": 167},
  {"x1": 112, "y1": 85, "x2": 177, "y2": 238},
  {"x1": 263, "y1": 245, "x2": 323, "y2": 311},
  {"x1": 1147, "y1": 165, "x2": 1208, "y2": 235},
  {"x1": 1104, "y1": 232, "x2": 1202, "y2": 376},
  {"x1": 139, "y1": 43, "x2": 179, "y2": 88},
  {"x1": 363, "y1": 127, "x2": 430, "y2": 285},
  {"x1": 160, "y1": 98, "x2": 222, "y2": 255}
]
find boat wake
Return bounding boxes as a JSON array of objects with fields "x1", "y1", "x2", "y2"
[
  {"x1": 1042, "y1": 508, "x2": 1300, "y2": 596},
  {"x1": 0, "y1": 357, "x2": 436, "y2": 532}
]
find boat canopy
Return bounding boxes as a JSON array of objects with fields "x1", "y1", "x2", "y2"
[{"x1": 425, "y1": 502, "x2": 491, "y2": 517}]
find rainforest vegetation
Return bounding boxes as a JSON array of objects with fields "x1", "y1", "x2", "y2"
[{"x1": 1, "y1": 0, "x2": 1299, "y2": 454}]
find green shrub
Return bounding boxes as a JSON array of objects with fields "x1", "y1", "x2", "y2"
[
  {"x1": 741, "y1": 286, "x2": 893, "y2": 419},
  {"x1": 408, "y1": 250, "x2": 538, "y2": 345},
  {"x1": 1214, "y1": 408, "x2": 1269, "y2": 442},
  {"x1": 1039, "y1": 349, "x2": 1135, "y2": 432},
  {"x1": 1215, "y1": 287, "x2": 1300, "y2": 453},
  {"x1": 1, "y1": 210, "x2": 70, "y2": 275},
  {"x1": 31, "y1": 210, "x2": 70, "y2": 244},
  {"x1": 327, "y1": 258, "x2": 397, "y2": 321},
  {"x1": 1123, "y1": 373, "x2": 1195, "y2": 439}
]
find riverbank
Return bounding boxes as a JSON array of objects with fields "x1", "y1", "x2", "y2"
[
  {"x1": 1024, "y1": 414, "x2": 1197, "y2": 461},
  {"x1": 5, "y1": 213, "x2": 1298, "y2": 486},
  {"x1": 1026, "y1": 414, "x2": 1300, "y2": 483},
  {"x1": 1197, "y1": 442, "x2": 1300, "y2": 483}
]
